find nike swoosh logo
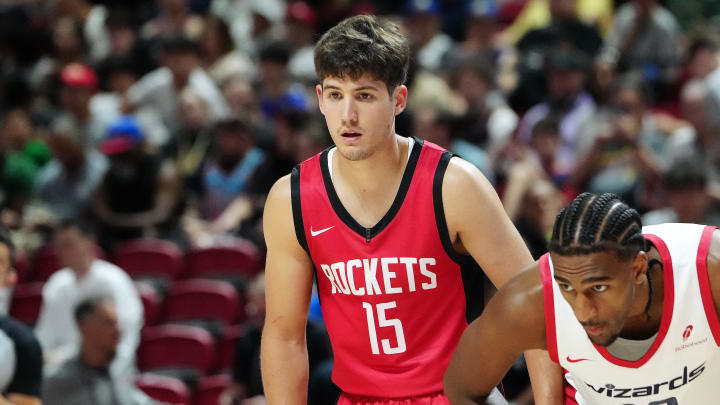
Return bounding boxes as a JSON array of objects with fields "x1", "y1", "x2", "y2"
[
  {"x1": 310, "y1": 226, "x2": 334, "y2": 237},
  {"x1": 566, "y1": 356, "x2": 590, "y2": 363}
]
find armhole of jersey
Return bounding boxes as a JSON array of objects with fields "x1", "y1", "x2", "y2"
[
  {"x1": 539, "y1": 254, "x2": 559, "y2": 363},
  {"x1": 696, "y1": 225, "x2": 720, "y2": 346},
  {"x1": 290, "y1": 165, "x2": 309, "y2": 254},
  {"x1": 432, "y1": 151, "x2": 466, "y2": 264},
  {"x1": 562, "y1": 369, "x2": 580, "y2": 405}
]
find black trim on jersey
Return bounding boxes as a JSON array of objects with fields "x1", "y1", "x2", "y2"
[
  {"x1": 290, "y1": 165, "x2": 309, "y2": 253},
  {"x1": 320, "y1": 137, "x2": 423, "y2": 241},
  {"x1": 433, "y1": 151, "x2": 485, "y2": 323}
]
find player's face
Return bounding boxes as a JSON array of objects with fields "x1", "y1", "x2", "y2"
[
  {"x1": 317, "y1": 74, "x2": 407, "y2": 161},
  {"x1": 552, "y1": 251, "x2": 645, "y2": 346}
]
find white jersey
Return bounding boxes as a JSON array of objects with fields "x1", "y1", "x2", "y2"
[{"x1": 540, "y1": 223, "x2": 720, "y2": 405}]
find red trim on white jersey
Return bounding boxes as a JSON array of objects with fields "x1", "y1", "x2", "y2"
[
  {"x1": 591, "y1": 233, "x2": 676, "y2": 368},
  {"x1": 696, "y1": 226, "x2": 720, "y2": 346},
  {"x1": 540, "y1": 253, "x2": 559, "y2": 363}
]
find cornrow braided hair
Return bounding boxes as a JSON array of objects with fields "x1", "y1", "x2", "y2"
[{"x1": 548, "y1": 192, "x2": 645, "y2": 260}]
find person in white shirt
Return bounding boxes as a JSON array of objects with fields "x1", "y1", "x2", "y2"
[{"x1": 35, "y1": 220, "x2": 143, "y2": 377}]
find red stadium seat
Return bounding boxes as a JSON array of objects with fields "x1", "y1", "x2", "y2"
[
  {"x1": 14, "y1": 253, "x2": 30, "y2": 284},
  {"x1": 113, "y1": 239, "x2": 183, "y2": 282},
  {"x1": 135, "y1": 373, "x2": 190, "y2": 404},
  {"x1": 32, "y1": 243, "x2": 105, "y2": 282},
  {"x1": 215, "y1": 324, "x2": 245, "y2": 372},
  {"x1": 137, "y1": 325, "x2": 215, "y2": 382},
  {"x1": 164, "y1": 279, "x2": 240, "y2": 327},
  {"x1": 135, "y1": 282, "x2": 162, "y2": 326},
  {"x1": 185, "y1": 240, "x2": 263, "y2": 280},
  {"x1": 9, "y1": 282, "x2": 44, "y2": 326},
  {"x1": 194, "y1": 374, "x2": 232, "y2": 405}
]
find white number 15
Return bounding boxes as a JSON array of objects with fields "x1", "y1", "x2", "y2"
[{"x1": 362, "y1": 301, "x2": 407, "y2": 355}]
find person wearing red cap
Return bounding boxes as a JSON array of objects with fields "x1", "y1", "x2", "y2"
[{"x1": 53, "y1": 63, "x2": 116, "y2": 148}]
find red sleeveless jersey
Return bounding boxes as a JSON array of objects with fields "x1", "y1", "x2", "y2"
[{"x1": 291, "y1": 138, "x2": 484, "y2": 397}]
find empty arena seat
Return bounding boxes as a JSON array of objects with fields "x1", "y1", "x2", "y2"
[
  {"x1": 194, "y1": 374, "x2": 232, "y2": 405},
  {"x1": 135, "y1": 373, "x2": 190, "y2": 404},
  {"x1": 112, "y1": 239, "x2": 183, "y2": 287},
  {"x1": 137, "y1": 324, "x2": 215, "y2": 384},
  {"x1": 32, "y1": 243, "x2": 105, "y2": 282},
  {"x1": 184, "y1": 240, "x2": 263, "y2": 281},
  {"x1": 163, "y1": 279, "x2": 240, "y2": 334},
  {"x1": 215, "y1": 324, "x2": 245, "y2": 372},
  {"x1": 135, "y1": 282, "x2": 162, "y2": 326},
  {"x1": 9, "y1": 282, "x2": 44, "y2": 326}
]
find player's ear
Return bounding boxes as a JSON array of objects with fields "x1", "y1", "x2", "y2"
[
  {"x1": 631, "y1": 251, "x2": 648, "y2": 285},
  {"x1": 316, "y1": 83, "x2": 325, "y2": 116},
  {"x1": 393, "y1": 85, "x2": 408, "y2": 116}
]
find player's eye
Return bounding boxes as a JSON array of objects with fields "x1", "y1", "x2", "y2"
[
  {"x1": 559, "y1": 283, "x2": 574, "y2": 292},
  {"x1": 357, "y1": 92, "x2": 373, "y2": 100},
  {"x1": 327, "y1": 92, "x2": 341, "y2": 99},
  {"x1": 591, "y1": 285, "x2": 608, "y2": 293}
]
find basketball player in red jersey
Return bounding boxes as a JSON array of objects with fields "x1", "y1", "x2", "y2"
[{"x1": 261, "y1": 15, "x2": 560, "y2": 405}]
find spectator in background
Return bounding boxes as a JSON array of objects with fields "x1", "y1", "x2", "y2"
[
  {"x1": 54, "y1": 0, "x2": 111, "y2": 63},
  {"x1": 43, "y1": 298, "x2": 162, "y2": 405},
  {"x1": 34, "y1": 121, "x2": 109, "y2": 222},
  {"x1": 167, "y1": 88, "x2": 213, "y2": 179},
  {"x1": 257, "y1": 40, "x2": 309, "y2": 120},
  {"x1": 285, "y1": 1, "x2": 318, "y2": 84},
  {"x1": 449, "y1": 56, "x2": 518, "y2": 158},
  {"x1": 200, "y1": 15, "x2": 256, "y2": 86},
  {"x1": 183, "y1": 117, "x2": 265, "y2": 247},
  {"x1": 0, "y1": 110, "x2": 51, "y2": 214},
  {"x1": 53, "y1": 63, "x2": 115, "y2": 148},
  {"x1": 34, "y1": 220, "x2": 143, "y2": 377},
  {"x1": 687, "y1": 34, "x2": 720, "y2": 135},
  {"x1": 601, "y1": 0, "x2": 681, "y2": 98},
  {"x1": 141, "y1": 0, "x2": 204, "y2": 42},
  {"x1": 222, "y1": 76, "x2": 264, "y2": 128},
  {"x1": 0, "y1": 227, "x2": 18, "y2": 316},
  {"x1": 510, "y1": 0, "x2": 603, "y2": 111},
  {"x1": 210, "y1": 0, "x2": 286, "y2": 57},
  {"x1": 29, "y1": 17, "x2": 88, "y2": 92},
  {"x1": 643, "y1": 159, "x2": 720, "y2": 226},
  {"x1": 93, "y1": 116, "x2": 181, "y2": 248},
  {"x1": 403, "y1": 0, "x2": 453, "y2": 72},
  {"x1": 516, "y1": 49, "x2": 596, "y2": 179},
  {"x1": 127, "y1": 35, "x2": 229, "y2": 134}
]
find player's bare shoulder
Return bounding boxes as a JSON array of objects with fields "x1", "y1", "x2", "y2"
[
  {"x1": 263, "y1": 174, "x2": 297, "y2": 247},
  {"x1": 441, "y1": 157, "x2": 499, "y2": 220}
]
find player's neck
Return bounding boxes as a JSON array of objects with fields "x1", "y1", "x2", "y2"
[
  {"x1": 621, "y1": 249, "x2": 665, "y2": 340},
  {"x1": 334, "y1": 134, "x2": 408, "y2": 191}
]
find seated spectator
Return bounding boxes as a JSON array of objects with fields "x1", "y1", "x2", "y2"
[
  {"x1": 42, "y1": 298, "x2": 162, "y2": 405},
  {"x1": 53, "y1": 63, "x2": 115, "y2": 148},
  {"x1": 93, "y1": 117, "x2": 181, "y2": 248},
  {"x1": 403, "y1": 0, "x2": 453, "y2": 72},
  {"x1": 200, "y1": 15, "x2": 256, "y2": 86},
  {"x1": 643, "y1": 160, "x2": 720, "y2": 226},
  {"x1": 600, "y1": 0, "x2": 681, "y2": 97},
  {"x1": 0, "y1": 110, "x2": 51, "y2": 213},
  {"x1": 34, "y1": 122, "x2": 109, "y2": 222},
  {"x1": 449, "y1": 56, "x2": 518, "y2": 157},
  {"x1": 0, "y1": 315, "x2": 43, "y2": 405},
  {"x1": 220, "y1": 274, "x2": 335, "y2": 405},
  {"x1": 0, "y1": 227, "x2": 17, "y2": 315},
  {"x1": 183, "y1": 118, "x2": 265, "y2": 247},
  {"x1": 127, "y1": 35, "x2": 229, "y2": 134},
  {"x1": 516, "y1": 49, "x2": 596, "y2": 180},
  {"x1": 35, "y1": 220, "x2": 143, "y2": 377},
  {"x1": 141, "y1": 0, "x2": 204, "y2": 42},
  {"x1": 257, "y1": 40, "x2": 310, "y2": 120},
  {"x1": 54, "y1": 0, "x2": 111, "y2": 63}
]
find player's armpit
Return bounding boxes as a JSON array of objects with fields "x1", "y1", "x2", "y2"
[
  {"x1": 261, "y1": 175, "x2": 315, "y2": 405},
  {"x1": 442, "y1": 157, "x2": 534, "y2": 289},
  {"x1": 444, "y1": 263, "x2": 547, "y2": 405}
]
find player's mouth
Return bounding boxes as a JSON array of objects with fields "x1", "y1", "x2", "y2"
[
  {"x1": 583, "y1": 324, "x2": 605, "y2": 337},
  {"x1": 340, "y1": 131, "x2": 362, "y2": 142}
]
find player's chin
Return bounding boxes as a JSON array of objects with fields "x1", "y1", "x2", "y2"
[{"x1": 587, "y1": 330, "x2": 619, "y2": 346}]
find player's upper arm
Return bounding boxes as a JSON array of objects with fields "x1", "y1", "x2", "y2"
[
  {"x1": 444, "y1": 262, "x2": 547, "y2": 400},
  {"x1": 442, "y1": 157, "x2": 533, "y2": 288},
  {"x1": 704, "y1": 228, "x2": 720, "y2": 326},
  {"x1": 262, "y1": 175, "x2": 314, "y2": 339}
]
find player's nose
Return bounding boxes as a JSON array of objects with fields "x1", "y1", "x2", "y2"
[
  {"x1": 341, "y1": 98, "x2": 358, "y2": 124},
  {"x1": 573, "y1": 293, "x2": 598, "y2": 324}
]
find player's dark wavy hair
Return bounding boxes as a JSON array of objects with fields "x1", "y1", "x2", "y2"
[
  {"x1": 314, "y1": 14, "x2": 410, "y2": 93},
  {"x1": 548, "y1": 193, "x2": 645, "y2": 260}
]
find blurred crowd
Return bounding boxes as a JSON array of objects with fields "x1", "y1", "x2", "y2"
[{"x1": 2, "y1": 0, "x2": 720, "y2": 404}]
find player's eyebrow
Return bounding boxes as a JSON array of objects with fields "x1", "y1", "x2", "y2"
[
  {"x1": 353, "y1": 85, "x2": 379, "y2": 92},
  {"x1": 554, "y1": 275, "x2": 571, "y2": 284},
  {"x1": 323, "y1": 84, "x2": 342, "y2": 91},
  {"x1": 554, "y1": 275, "x2": 612, "y2": 284}
]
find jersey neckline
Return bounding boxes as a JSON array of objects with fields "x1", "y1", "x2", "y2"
[
  {"x1": 592, "y1": 234, "x2": 676, "y2": 368},
  {"x1": 319, "y1": 136, "x2": 424, "y2": 242}
]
